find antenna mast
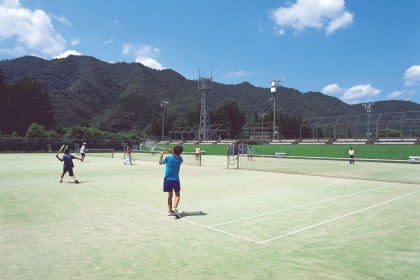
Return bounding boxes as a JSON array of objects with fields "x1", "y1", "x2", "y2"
[{"x1": 198, "y1": 68, "x2": 212, "y2": 141}]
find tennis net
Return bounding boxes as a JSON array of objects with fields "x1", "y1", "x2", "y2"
[
  {"x1": 130, "y1": 151, "x2": 201, "y2": 166},
  {"x1": 85, "y1": 148, "x2": 114, "y2": 158},
  {"x1": 236, "y1": 154, "x2": 420, "y2": 185}
]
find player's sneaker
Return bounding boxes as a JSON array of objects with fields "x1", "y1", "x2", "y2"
[
  {"x1": 171, "y1": 208, "x2": 181, "y2": 218},
  {"x1": 74, "y1": 180, "x2": 79, "y2": 184},
  {"x1": 167, "y1": 210, "x2": 175, "y2": 216},
  {"x1": 59, "y1": 180, "x2": 63, "y2": 183}
]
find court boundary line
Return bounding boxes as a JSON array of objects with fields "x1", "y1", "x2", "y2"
[
  {"x1": 258, "y1": 189, "x2": 420, "y2": 244},
  {"x1": 73, "y1": 180, "x2": 418, "y2": 245},
  {"x1": 75, "y1": 184, "x2": 260, "y2": 244},
  {"x1": 7, "y1": 162, "x2": 36, "y2": 172},
  {"x1": 209, "y1": 182, "x2": 402, "y2": 228}
]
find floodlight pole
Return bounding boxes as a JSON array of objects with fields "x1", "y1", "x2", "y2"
[
  {"x1": 362, "y1": 102, "x2": 374, "y2": 138},
  {"x1": 161, "y1": 101, "x2": 169, "y2": 141},
  {"x1": 270, "y1": 79, "x2": 284, "y2": 140}
]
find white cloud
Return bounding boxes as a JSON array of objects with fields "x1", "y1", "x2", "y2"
[
  {"x1": 257, "y1": 21, "x2": 264, "y2": 32},
  {"x1": 53, "y1": 50, "x2": 82, "y2": 59},
  {"x1": 0, "y1": 45, "x2": 25, "y2": 57},
  {"x1": 341, "y1": 84, "x2": 381, "y2": 104},
  {"x1": 54, "y1": 14, "x2": 71, "y2": 26},
  {"x1": 122, "y1": 44, "x2": 164, "y2": 70},
  {"x1": 385, "y1": 89, "x2": 415, "y2": 101},
  {"x1": 321, "y1": 83, "x2": 342, "y2": 95},
  {"x1": 386, "y1": 90, "x2": 405, "y2": 100},
  {"x1": 404, "y1": 65, "x2": 420, "y2": 86},
  {"x1": 104, "y1": 38, "x2": 114, "y2": 45},
  {"x1": 326, "y1": 10, "x2": 353, "y2": 34},
  {"x1": 277, "y1": 29, "x2": 285, "y2": 35},
  {"x1": 224, "y1": 70, "x2": 254, "y2": 78},
  {"x1": 0, "y1": 0, "x2": 67, "y2": 57},
  {"x1": 269, "y1": 0, "x2": 353, "y2": 35},
  {"x1": 70, "y1": 38, "x2": 80, "y2": 46}
]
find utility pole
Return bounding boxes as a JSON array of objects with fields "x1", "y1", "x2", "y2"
[{"x1": 161, "y1": 101, "x2": 169, "y2": 141}]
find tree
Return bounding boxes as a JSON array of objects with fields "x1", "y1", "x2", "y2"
[
  {"x1": 26, "y1": 123, "x2": 48, "y2": 138},
  {"x1": 0, "y1": 67, "x2": 9, "y2": 133},
  {"x1": 143, "y1": 117, "x2": 161, "y2": 138},
  {"x1": 63, "y1": 125, "x2": 87, "y2": 139},
  {"x1": 8, "y1": 77, "x2": 55, "y2": 135},
  {"x1": 210, "y1": 100, "x2": 246, "y2": 138},
  {"x1": 277, "y1": 112, "x2": 303, "y2": 138}
]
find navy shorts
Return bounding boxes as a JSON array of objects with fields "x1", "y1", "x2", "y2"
[
  {"x1": 163, "y1": 179, "x2": 181, "y2": 193},
  {"x1": 62, "y1": 167, "x2": 74, "y2": 176}
]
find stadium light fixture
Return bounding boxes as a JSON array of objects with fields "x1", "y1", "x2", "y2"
[{"x1": 270, "y1": 79, "x2": 284, "y2": 140}]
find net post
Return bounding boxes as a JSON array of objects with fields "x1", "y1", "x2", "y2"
[
  {"x1": 226, "y1": 144, "x2": 231, "y2": 169},
  {"x1": 237, "y1": 153, "x2": 240, "y2": 169},
  {"x1": 199, "y1": 152, "x2": 202, "y2": 166}
]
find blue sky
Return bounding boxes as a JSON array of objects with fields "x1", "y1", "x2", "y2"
[{"x1": 1, "y1": 0, "x2": 419, "y2": 105}]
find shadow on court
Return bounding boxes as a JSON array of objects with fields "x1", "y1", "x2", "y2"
[{"x1": 181, "y1": 211, "x2": 207, "y2": 217}]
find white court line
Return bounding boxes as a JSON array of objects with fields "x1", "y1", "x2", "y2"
[
  {"x1": 7, "y1": 162, "x2": 36, "y2": 172},
  {"x1": 75, "y1": 185, "x2": 260, "y2": 244},
  {"x1": 209, "y1": 182, "x2": 402, "y2": 228},
  {"x1": 259, "y1": 190, "x2": 420, "y2": 244}
]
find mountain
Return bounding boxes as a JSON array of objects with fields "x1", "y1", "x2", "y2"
[{"x1": 1, "y1": 55, "x2": 419, "y2": 132}]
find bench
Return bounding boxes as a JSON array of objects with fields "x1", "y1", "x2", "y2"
[
  {"x1": 408, "y1": 156, "x2": 420, "y2": 163},
  {"x1": 274, "y1": 152, "x2": 286, "y2": 158}
]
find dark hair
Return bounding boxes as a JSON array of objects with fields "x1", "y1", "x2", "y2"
[
  {"x1": 174, "y1": 145, "x2": 183, "y2": 155},
  {"x1": 64, "y1": 148, "x2": 70, "y2": 154}
]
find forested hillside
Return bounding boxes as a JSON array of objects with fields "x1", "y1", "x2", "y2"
[{"x1": 1, "y1": 55, "x2": 420, "y2": 137}]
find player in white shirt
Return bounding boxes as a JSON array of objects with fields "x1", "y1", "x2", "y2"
[{"x1": 348, "y1": 147, "x2": 355, "y2": 164}]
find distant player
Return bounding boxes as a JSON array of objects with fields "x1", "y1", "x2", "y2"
[
  {"x1": 159, "y1": 146, "x2": 183, "y2": 218},
  {"x1": 151, "y1": 145, "x2": 156, "y2": 156},
  {"x1": 56, "y1": 147, "x2": 82, "y2": 183},
  {"x1": 349, "y1": 147, "x2": 355, "y2": 164},
  {"x1": 195, "y1": 144, "x2": 201, "y2": 160},
  {"x1": 80, "y1": 142, "x2": 87, "y2": 162},
  {"x1": 124, "y1": 145, "x2": 132, "y2": 165},
  {"x1": 248, "y1": 145, "x2": 253, "y2": 160}
]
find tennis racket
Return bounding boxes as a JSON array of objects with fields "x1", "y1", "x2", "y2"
[{"x1": 57, "y1": 144, "x2": 65, "y2": 154}]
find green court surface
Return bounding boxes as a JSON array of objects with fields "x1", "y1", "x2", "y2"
[{"x1": 1, "y1": 153, "x2": 419, "y2": 279}]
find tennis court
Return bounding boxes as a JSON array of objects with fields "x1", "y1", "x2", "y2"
[{"x1": 1, "y1": 152, "x2": 419, "y2": 279}]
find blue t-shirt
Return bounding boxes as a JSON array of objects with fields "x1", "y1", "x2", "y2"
[
  {"x1": 61, "y1": 154, "x2": 75, "y2": 168},
  {"x1": 162, "y1": 155, "x2": 183, "y2": 180}
]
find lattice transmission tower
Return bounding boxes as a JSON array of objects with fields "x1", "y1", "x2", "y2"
[{"x1": 198, "y1": 69, "x2": 212, "y2": 141}]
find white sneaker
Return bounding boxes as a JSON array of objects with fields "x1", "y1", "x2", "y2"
[
  {"x1": 167, "y1": 210, "x2": 175, "y2": 216},
  {"x1": 172, "y1": 208, "x2": 181, "y2": 218}
]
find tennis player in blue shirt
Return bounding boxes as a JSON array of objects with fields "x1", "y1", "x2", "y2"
[
  {"x1": 56, "y1": 147, "x2": 82, "y2": 183},
  {"x1": 159, "y1": 145, "x2": 183, "y2": 218}
]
